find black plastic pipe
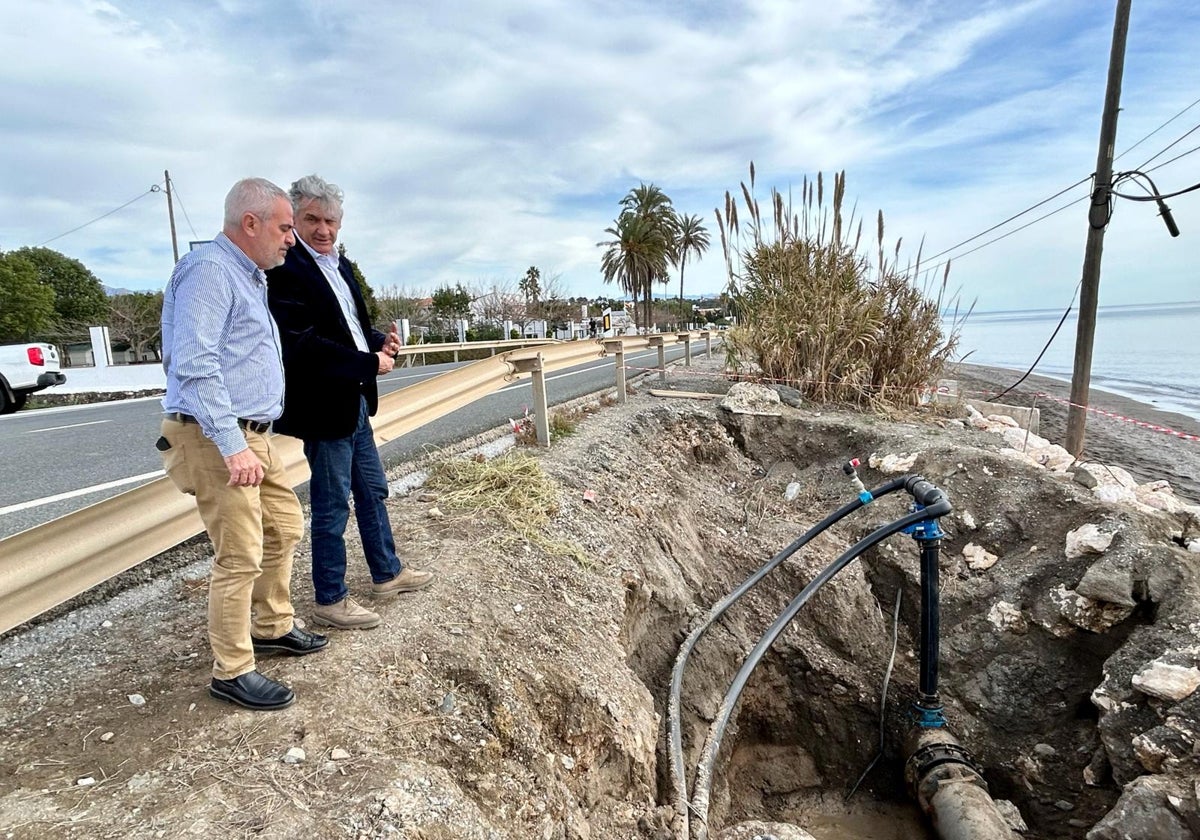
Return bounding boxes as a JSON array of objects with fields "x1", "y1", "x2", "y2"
[
  {"x1": 688, "y1": 494, "x2": 952, "y2": 840},
  {"x1": 666, "y1": 476, "x2": 910, "y2": 838},
  {"x1": 918, "y1": 537, "x2": 942, "y2": 704}
]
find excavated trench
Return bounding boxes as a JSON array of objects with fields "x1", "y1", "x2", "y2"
[{"x1": 608, "y1": 406, "x2": 1168, "y2": 839}]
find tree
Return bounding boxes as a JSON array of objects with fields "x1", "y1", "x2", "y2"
[
  {"x1": 338, "y1": 243, "x2": 379, "y2": 323},
  {"x1": 518, "y1": 266, "x2": 541, "y2": 306},
  {"x1": 598, "y1": 183, "x2": 676, "y2": 330},
  {"x1": 376, "y1": 284, "x2": 430, "y2": 334},
  {"x1": 672, "y1": 213, "x2": 710, "y2": 329},
  {"x1": 12, "y1": 246, "x2": 108, "y2": 328},
  {"x1": 0, "y1": 253, "x2": 57, "y2": 341},
  {"x1": 430, "y1": 283, "x2": 472, "y2": 340},
  {"x1": 107, "y1": 291, "x2": 164, "y2": 361}
]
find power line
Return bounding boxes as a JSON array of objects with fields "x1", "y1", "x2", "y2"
[
  {"x1": 925, "y1": 98, "x2": 1200, "y2": 267},
  {"x1": 1146, "y1": 141, "x2": 1200, "y2": 175},
  {"x1": 38, "y1": 185, "x2": 162, "y2": 247},
  {"x1": 1135, "y1": 119, "x2": 1200, "y2": 170},
  {"x1": 168, "y1": 179, "x2": 200, "y2": 240}
]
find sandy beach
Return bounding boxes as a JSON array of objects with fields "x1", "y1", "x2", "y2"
[{"x1": 949, "y1": 362, "x2": 1200, "y2": 504}]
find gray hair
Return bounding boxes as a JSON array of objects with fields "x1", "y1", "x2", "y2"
[
  {"x1": 223, "y1": 177, "x2": 289, "y2": 228},
  {"x1": 289, "y1": 174, "x2": 344, "y2": 220}
]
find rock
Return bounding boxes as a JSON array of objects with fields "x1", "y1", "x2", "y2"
[
  {"x1": 1075, "y1": 555, "x2": 1136, "y2": 606},
  {"x1": 283, "y1": 747, "x2": 306, "y2": 764},
  {"x1": 1076, "y1": 462, "x2": 1139, "y2": 490},
  {"x1": 99, "y1": 732, "x2": 115, "y2": 743},
  {"x1": 868, "y1": 452, "x2": 918, "y2": 474},
  {"x1": 1065, "y1": 524, "x2": 1115, "y2": 558},
  {"x1": 1087, "y1": 774, "x2": 1195, "y2": 839},
  {"x1": 330, "y1": 748, "x2": 351, "y2": 761},
  {"x1": 1131, "y1": 661, "x2": 1200, "y2": 702},
  {"x1": 1051, "y1": 584, "x2": 1134, "y2": 633},
  {"x1": 416, "y1": 491, "x2": 439, "y2": 503},
  {"x1": 1094, "y1": 484, "x2": 1139, "y2": 506},
  {"x1": 439, "y1": 692, "x2": 456, "y2": 714},
  {"x1": 560, "y1": 754, "x2": 576, "y2": 770},
  {"x1": 783, "y1": 481, "x2": 801, "y2": 502},
  {"x1": 961, "y1": 510, "x2": 977, "y2": 530},
  {"x1": 427, "y1": 506, "x2": 445, "y2": 520},
  {"x1": 962, "y1": 542, "x2": 999, "y2": 571},
  {"x1": 77, "y1": 776, "x2": 96, "y2": 786},
  {"x1": 127, "y1": 693, "x2": 146, "y2": 707},
  {"x1": 717, "y1": 382, "x2": 782, "y2": 416},
  {"x1": 1033, "y1": 743, "x2": 1057, "y2": 758},
  {"x1": 1132, "y1": 731, "x2": 1173, "y2": 773},
  {"x1": 987, "y1": 601, "x2": 1027, "y2": 632},
  {"x1": 1188, "y1": 539, "x2": 1200, "y2": 553},
  {"x1": 771, "y1": 385, "x2": 803, "y2": 408},
  {"x1": 1070, "y1": 465, "x2": 1099, "y2": 489}
]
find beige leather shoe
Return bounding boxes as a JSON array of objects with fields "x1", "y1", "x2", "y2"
[
  {"x1": 312, "y1": 596, "x2": 380, "y2": 630},
  {"x1": 372, "y1": 567, "x2": 435, "y2": 596}
]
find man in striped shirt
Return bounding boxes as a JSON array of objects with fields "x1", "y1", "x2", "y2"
[{"x1": 160, "y1": 177, "x2": 328, "y2": 711}]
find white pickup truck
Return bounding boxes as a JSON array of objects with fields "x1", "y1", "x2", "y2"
[{"x1": 0, "y1": 343, "x2": 67, "y2": 414}]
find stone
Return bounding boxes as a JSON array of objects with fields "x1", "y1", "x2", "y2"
[
  {"x1": 127, "y1": 694, "x2": 146, "y2": 707},
  {"x1": 1051, "y1": 584, "x2": 1134, "y2": 633},
  {"x1": 717, "y1": 382, "x2": 782, "y2": 416},
  {"x1": 1070, "y1": 465, "x2": 1099, "y2": 489},
  {"x1": 715, "y1": 820, "x2": 817, "y2": 840},
  {"x1": 962, "y1": 542, "x2": 999, "y2": 571},
  {"x1": 993, "y1": 800, "x2": 1028, "y2": 833},
  {"x1": 99, "y1": 731, "x2": 115, "y2": 743},
  {"x1": 560, "y1": 754, "x2": 576, "y2": 770},
  {"x1": 77, "y1": 776, "x2": 96, "y2": 786},
  {"x1": 987, "y1": 601, "x2": 1026, "y2": 632},
  {"x1": 1075, "y1": 555, "x2": 1136, "y2": 606},
  {"x1": 960, "y1": 510, "x2": 977, "y2": 530},
  {"x1": 1087, "y1": 774, "x2": 1195, "y2": 839},
  {"x1": 1094, "y1": 484, "x2": 1138, "y2": 506},
  {"x1": 771, "y1": 385, "x2": 803, "y2": 408},
  {"x1": 331, "y1": 748, "x2": 351, "y2": 761},
  {"x1": 783, "y1": 482, "x2": 801, "y2": 502},
  {"x1": 1131, "y1": 661, "x2": 1200, "y2": 702},
  {"x1": 427, "y1": 506, "x2": 445, "y2": 520},
  {"x1": 283, "y1": 747, "x2": 306, "y2": 764},
  {"x1": 868, "y1": 452, "x2": 918, "y2": 474},
  {"x1": 1065, "y1": 524, "x2": 1115, "y2": 558}
]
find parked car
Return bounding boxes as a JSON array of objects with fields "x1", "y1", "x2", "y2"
[{"x1": 0, "y1": 343, "x2": 66, "y2": 413}]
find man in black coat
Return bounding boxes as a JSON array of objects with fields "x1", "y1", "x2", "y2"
[{"x1": 266, "y1": 174, "x2": 433, "y2": 630}]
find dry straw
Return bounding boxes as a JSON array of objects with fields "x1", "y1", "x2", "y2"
[{"x1": 716, "y1": 164, "x2": 971, "y2": 408}]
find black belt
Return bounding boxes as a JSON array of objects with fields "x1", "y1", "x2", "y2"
[{"x1": 165, "y1": 412, "x2": 271, "y2": 434}]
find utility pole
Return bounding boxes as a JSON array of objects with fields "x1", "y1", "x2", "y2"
[
  {"x1": 1065, "y1": 0, "x2": 1132, "y2": 457},
  {"x1": 164, "y1": 169, "x2": 180, "y2": 264}
]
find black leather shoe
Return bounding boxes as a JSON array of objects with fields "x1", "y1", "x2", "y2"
[
  {"x1": 209, "y1": 670, "x2": 295, "y2": 711},
  {"x1": 251, "y1": 624, "x2": 329, "y2": 656}
]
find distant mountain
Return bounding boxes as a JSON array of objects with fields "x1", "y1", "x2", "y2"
[{"x1": 104, "y1": 285, "x2": 138, "y2": 296}]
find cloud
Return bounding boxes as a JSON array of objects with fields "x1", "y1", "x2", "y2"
[{"x1": 0, "y1": 0, "x2": 1196, "y2": 312}]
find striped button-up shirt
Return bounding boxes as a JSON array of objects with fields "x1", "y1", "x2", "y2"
[{"x1": 161, "y1": 233, "x2": 285, "y2": 457}]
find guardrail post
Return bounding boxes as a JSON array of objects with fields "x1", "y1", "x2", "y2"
[
  {"x1": 649, "y1": 336, "x2": 666, "y2": 381},
  {"x1": 701, "y1": 330, "x2": 712, "y2": 357},
  {"x1": 510, "y1": 353, "x2": 550, "y2": 447},
  {"x1": 677, "y1": 333, "x2": 692, "y2": 366},
  {"x1": 604, "y1": 340, "x2": 626, "y2": 404},
  {"x1": 453, "y1": 348, "x2": 460, "y2": 362}
]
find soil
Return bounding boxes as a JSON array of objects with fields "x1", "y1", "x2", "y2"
[{"x1": 1, "y1": 357, "x2": 1199, "y2": 840}]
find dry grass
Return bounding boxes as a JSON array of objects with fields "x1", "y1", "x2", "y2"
[
  {"x1": 717, "y1": 165, "x2": 969, "y2": 409},
  {"x1": 425, "y1": 452, "x2": 588, "y2": 564}
]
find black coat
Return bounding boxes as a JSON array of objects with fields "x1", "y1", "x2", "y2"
[{"x1": 266, "y1": 244, "x2": 384, "y2": 441}]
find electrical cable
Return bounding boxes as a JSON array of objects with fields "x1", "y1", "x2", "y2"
[
  {"x1": 1111, "y1": 178, "x2": 1200, "y2": 202},
  {"x1": 1116, "y1": 96, "x2": 1200, "y2": 163},
  {"x1": 1134, "y1": 120, "x2": 1200, "y2": 171},
  {"x1": 37, "y1": 185, "x2": 162, "y2": 247},
  {"x1": 168, "y1": 180, "x2": 200, "y2": 240},
  {"x1": 845, "y1": 588, "x2": 902, "y2": 801},
  {"x1": 986, "y1": 282, "x2": 1081, "y2": 403},
  {"x1": 1146, "y1": 141, "x2": 1200, "y2": 175}
]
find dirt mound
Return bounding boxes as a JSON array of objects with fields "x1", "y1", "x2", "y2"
[{"x1": 1, "y1": 362, "x2": 1198, "y2": 839}]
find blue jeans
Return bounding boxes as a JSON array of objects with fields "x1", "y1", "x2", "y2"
[{"x1": 303, "y1": 396, "x2": 402, "y2": 605}]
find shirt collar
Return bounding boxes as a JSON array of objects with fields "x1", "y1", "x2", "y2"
[
  {"x1": 214, "y1": 232, "x2": 266, "y2": 284},
  {"x1": 299, "y1": 236, "x2": 341, "y2": 271}
]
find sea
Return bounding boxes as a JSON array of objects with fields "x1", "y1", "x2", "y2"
[{"x1": 946, "y1": 300, "x2": 1200, "y2": 423}]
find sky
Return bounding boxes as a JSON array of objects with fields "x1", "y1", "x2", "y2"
[{"x1": 2, "y1": 0, "x2": 1198, "y2": 313}]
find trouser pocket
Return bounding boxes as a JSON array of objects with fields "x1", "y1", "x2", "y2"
[{"x1": 159, "y1": 427, "x2": 197, "y2": 496}]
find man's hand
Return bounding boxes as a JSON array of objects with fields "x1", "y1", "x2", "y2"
[
  {"x1": 224, "y1": 448, "x2": 265, "y2": 487},
  {"x1": 376, "y1": 351, "x2": 395, "y2": 374},
  {"x1": 384, "y1": 321, "x2": 402, "y2": 356}
]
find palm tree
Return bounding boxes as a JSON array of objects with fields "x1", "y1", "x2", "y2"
[
  {"x1": 672, "y1": 213, "x2": 710, "y2": 329},
  {"x1": 598, "y1": 212, "x2": 667, "y2": 330},
  {"x1": 617, "y1": 183, "x2": 677, "y2": 329}
]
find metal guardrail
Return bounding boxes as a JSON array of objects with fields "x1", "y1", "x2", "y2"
[{"x1": 0, "y1": 332, "x2": 716, "y2": 635}]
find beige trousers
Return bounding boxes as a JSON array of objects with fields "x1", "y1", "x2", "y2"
[{"x1": 160, "y1": 419, "x2": 304, "y2": 680}]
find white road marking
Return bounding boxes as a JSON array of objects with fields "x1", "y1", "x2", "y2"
[
  {"x1": 24, "y1": 419, "x2": 111, "y2": 434},
  {"x1": 0, "y1": 470, "x2": 164, "y2": 517}
]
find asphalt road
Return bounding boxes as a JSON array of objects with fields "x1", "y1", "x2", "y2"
[{"x1": 0, "y1": 345, "x2": 699, "y2": 539}]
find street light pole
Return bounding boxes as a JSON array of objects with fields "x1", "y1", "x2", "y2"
[{"x1": 1065, "y1": 0, "x2": 1132, "y2": 457}]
